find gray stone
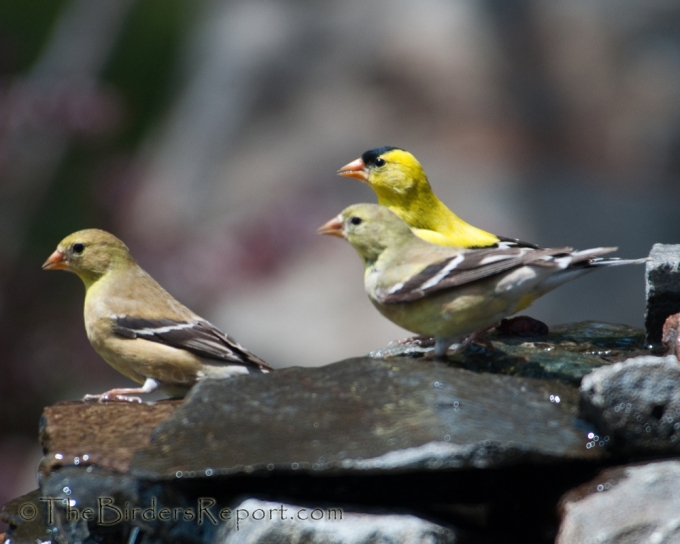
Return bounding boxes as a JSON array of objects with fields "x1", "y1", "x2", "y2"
[
  {"x1": 370, "y1": 321, "x2": 646, "y2": 385},
  {"x1": 557, "y1": 460, "x2": 680, "y2": 544},
  {"x1": 213, "y1": 499, "x2": 461, "y2": 544},
  {"x1": 0, "y1": 490, "x2": 51, "y2": 544},
  {"x1": 645, "y1": 244, "x2": 680, "y2": 345},
  {"x1": 40, "y1": 467, "x2": 139, "y2": 544},
  {"x1": 579, "y1": 355, "x2": 680, "y2": 453},
  {"x1": 131, "y1": 357, "x2": 603, "y2": 480}
]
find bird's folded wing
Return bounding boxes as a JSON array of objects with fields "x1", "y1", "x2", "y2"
[
  {"x1": 112, "y1": 316, "x2": 271, "y2": 370},
  {"x1": 377, "y1": 246, "x2": 575, "y2": 304},
  {"x1": 494, "y1": 235, "x2": 540, "y2": 250}
]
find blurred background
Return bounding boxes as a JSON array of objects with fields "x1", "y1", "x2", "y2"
[{"x1": 2, "y1": 0, "x2": 680, "y2": 515}]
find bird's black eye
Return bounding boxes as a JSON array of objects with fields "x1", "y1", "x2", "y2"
[
  {"x1": 375, "y1": 158, "x2": 386, "y2": 167},
  {"x1": 72, "y1": 243, "x2": 85, "y2": 254},
  {"x1": 350, "y1": 216, "x2": 363, "y2": 226}
]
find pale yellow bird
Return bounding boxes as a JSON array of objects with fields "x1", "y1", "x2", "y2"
[
  {"x1": 43, "y1": 229, "x2": 271, "y2": 402},
  {"x1": 319, "y1": 203, "x2": 645, "y2": 360}
]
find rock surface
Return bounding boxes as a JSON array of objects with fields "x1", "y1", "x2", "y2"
[
  {"x1": 557, "y1": 460, "x2": 680, "y2": 544},
  {"x1": 645, "y1": 244, "x2": 680, "y2": 345},
  {"x1": 2, "y1": 322, "x2": 669, "y2": 544},
  {"x1": 131, "y1": 357, "x2": 601, "y2": 480},
  {"x1": 662, "y1": 312, "x2": 680, "y2": 358},
  {"x1": 579, "y1": 355, "x2": 680, "y2": 454},
  {"x1": 0, "y1": 490, "x2": 50, "y2": 544},
  {"x1": 213, "y1": 499, "x2": 463, "y2": 544},
  {"x1": 371, "y1": 321, "x2": 646, "y2": 384},
  {"x1": 39, "y1": 400, "x2": 182, "y2": 476}
]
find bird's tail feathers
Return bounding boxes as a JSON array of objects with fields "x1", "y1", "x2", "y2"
[{"x1": 587, "y1": 256, "x2": 649, "y2": 267}]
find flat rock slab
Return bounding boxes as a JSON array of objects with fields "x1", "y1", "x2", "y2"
[
  {"x1": 557, "y1": 460, "x2": 680, "y2": 544},
  {"x1": 371, "y1": 321, "x2": 647, "y2": 385},
  {"x1": 131, "y1": 357, "x2": 604, "y2": 480},
  {"x1": 646, "y1": 244, "x2": 680, "y2": 344},
  {"x1": 213, "y1": 498, "x2": 463, "y2": 544},
  {"x1": 579, "y1": 355, "x2": 680, "y2": 454},
  {"x1": 40, "y1": 400, "x2": 182, "y2": 475}
]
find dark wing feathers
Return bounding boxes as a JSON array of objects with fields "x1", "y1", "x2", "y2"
[
  {"x1": 494, "y1": 235, "x2": 540, "y2": 249},
  {"x1": 112, "y1": 316, "x2": 271, "y2": 370},
  {"x1": 379, "y1": 247, "x2": 574, "y2": 304}
]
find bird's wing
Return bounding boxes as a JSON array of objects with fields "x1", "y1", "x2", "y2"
[
  {"x1": 377, "y1": 246, "x2": 577, "y2": 304},
  {"x1": 492, "y1": 236, "x2": 541, "y2": 250},
  {"x1": 112, "y1": 316, "x2": 272, "y2": 370}
]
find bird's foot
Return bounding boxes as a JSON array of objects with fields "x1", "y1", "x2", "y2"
[
  {"x1": 83, "y1": 389, "x2": 145, "y2": 403},
  {"x1": 452, "y1": 329, "x2": 496, "y2": 354},
  {"x1": 433, "y1": 325, "x2": 498, "y2": 361}
]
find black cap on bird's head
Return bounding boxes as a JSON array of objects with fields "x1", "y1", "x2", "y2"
[{"x1": 361, "y1": 146, "x2": 402, "y2": 167}]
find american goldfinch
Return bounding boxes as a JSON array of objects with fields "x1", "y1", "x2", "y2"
[
  {"x1": 338, "y1": 147, "x2": 537, "y2": 249},
  {"x1": 319, "y1": 204, "x2": 645, "y2": 360},
  {"x1": 43, "y1": 229, "x2": 271, "y2": 402}
]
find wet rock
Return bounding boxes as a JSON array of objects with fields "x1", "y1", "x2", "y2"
[
  {"x1": 39, "y1": 399, "x2": 181, "y2": 476},
  {"x1": 579, "y1": 355, "x2": 680, "y2": 453},
  {"x1": 131, "y1": 357, "x2": 602, "y2": 480},
  {"x1": 40, "y1": 467, "x2": 138, "y2": 544},
  {"x1": 645, "y1": 244, "x2": 680, "y2": 345},
  {"x1": 496, "y1": 315, "x2": 549, "y2": 337},
  {"x1": 7, "y1": 322, "x2": 661, "y2": 543},
  {"x1": 0, "y1": 490, "x2": 52, "y2": 544},
  {"x1": 557, "y1": 460, "x2": 680, "y2": 544},
  {"x1": 370, "y1": 321, "x2": 646, "y2": 384},
  {"x1": 212, "y1": 498, "x2": 463, "y2": 544},
  {"x1": 662, "y1": 313, "x2": 680, "y2": 359}
]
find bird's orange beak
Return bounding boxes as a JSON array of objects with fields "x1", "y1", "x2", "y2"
[
  {"x1": 337, "y1": 157, "x2": 368, "y2": 182},
  {"x1": 42, "y1": 250, "x2": 69, "y2": 271},
  {"x1": 317, "y1": 215, "x2": 345, "y2": 238}
]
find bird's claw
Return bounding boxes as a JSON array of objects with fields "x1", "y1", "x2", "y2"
[{"x1": 83, "y1": 393, "x2": 143, "y2": 404}]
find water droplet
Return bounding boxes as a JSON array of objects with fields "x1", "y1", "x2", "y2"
[
  {"x1": 74, "y1": 457, "x2": 80, "y2": 465},
  {"x1": 82, "y1": 455, "x2": 89, "y2": 461},
  {"x1": 175, "y1": 472, "x2": 183, "y2": 478},
  {"x1": 55, "y1": 453, "x2": 63, "y2": 460},
  {"x1": 205, "y1": 469, "x2": 213, "y2": 476},
  {"x1": 62, "y1": 487, "x2": 71, "y2": 495}
]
